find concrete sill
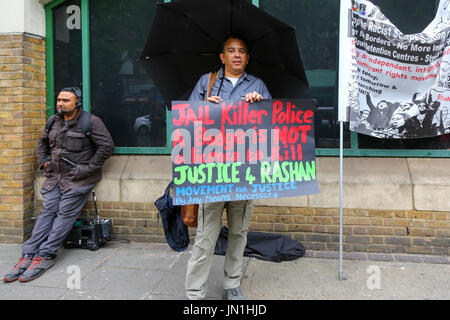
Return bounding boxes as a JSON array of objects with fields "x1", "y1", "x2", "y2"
[{"x1": 35, "y1": 156, "x2": 450, "y2": 212}]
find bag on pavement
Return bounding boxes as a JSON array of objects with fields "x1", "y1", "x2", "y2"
[
  {"x1": 154, "y1": 181, "x2": 190, "y2": 252},
  {"x1": 214, "y1": 226, "x2": 305, "y2": 262}
]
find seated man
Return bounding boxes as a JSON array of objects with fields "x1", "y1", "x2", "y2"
[{"x1": 3, "y1": 87, "x2": 114, "y2": 283}]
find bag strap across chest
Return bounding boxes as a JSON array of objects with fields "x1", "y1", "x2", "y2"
[
  {"x1": 206, "y1": 71, "x2": 219, "y2": 100},
  {"x1": 45, "y1": 110, "x2": 91, "y2": 137}
]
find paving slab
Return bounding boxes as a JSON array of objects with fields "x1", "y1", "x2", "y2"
[
  {"x1": 0, "y1": 242, "x2": 448, "y2": 300},
  {"x1": 0, "y1": 245, "x2": 121, "y2": 290},
  {"x1": 0, "y1": 244, "x2": 23, "y2": 264},
  {"x1": 146, "y1": 294, "x2": 188, "y2": 300},
  {"x1": 150, "y1": 247, "x2": 249, "y2": 300},
  {"x1": 0, "y1": 282, "x2": 66, "y2": 300},
  {"x1": 102, "y1": 246, "x2": 183, "y2": 271},
  {"x1": 61, "y1": 266, "x2": 167, "y2": 300},
  {"x1": 241, "y1": 257, "x2": 450, "y2": 300}
]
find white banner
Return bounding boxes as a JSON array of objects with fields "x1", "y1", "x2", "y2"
[{"x1": 339, "y1": 0, "x2": 450, "y2": 139}]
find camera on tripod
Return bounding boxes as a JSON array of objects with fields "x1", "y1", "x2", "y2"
[{"x1": 64, "y1": 190, "x2": 112, "y2": 251}]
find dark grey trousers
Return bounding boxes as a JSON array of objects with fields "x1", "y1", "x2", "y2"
[{"x1": 22, "y1": 183, "x2": 94, "y2": 257}]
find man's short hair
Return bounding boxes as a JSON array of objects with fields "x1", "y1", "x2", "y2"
[
  {"x1": 220, "y1": 35, "x2": 249, "y2": 54},
  {"x1": 61, "y1": 87, "x2": 82, "y2": 101}
]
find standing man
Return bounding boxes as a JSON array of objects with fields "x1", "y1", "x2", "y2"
[
  {"x1": 185, "y1": 35, "x2": 271, "y2": 300},
  {"x1": 3, "y1": 87, "x2": 114, "y2": 283}
]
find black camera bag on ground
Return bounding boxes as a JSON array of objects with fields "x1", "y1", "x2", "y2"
[{"x1": 64, "y1": 190, "x2": 112, "y2": 251}]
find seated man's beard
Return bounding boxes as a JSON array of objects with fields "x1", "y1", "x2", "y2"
[{"x1": 59, "y1": 107, "x2": 77, "y2": 115}]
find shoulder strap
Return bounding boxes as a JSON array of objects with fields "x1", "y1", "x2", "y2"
[
  {"x1": 45, "y1": 111, "x2": 91, "y2": 136},
  {"x1": 206, "y1": 71, "x2": 219, "y2": 101},
  {"x1": 78, "y1": 110, "x2": 92, "y2": 137},
  {"x1": 44, "y1": 114, "x2": 57, "y2": 132}
]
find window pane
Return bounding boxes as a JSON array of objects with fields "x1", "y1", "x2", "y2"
[
  {"x1": 358, "y1": 0, "x2": 449, "y2": 150},
  {"x1": 89, "y1": 0, "x2": 166, "y2": 148},
  {"x1": 53, "y1": 0, "x2": 82, "y2": 113},
  {"x1": 260, "y1": 0, "x2": 350, "y2": 149}
]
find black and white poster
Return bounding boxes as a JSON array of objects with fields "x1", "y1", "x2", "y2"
[{"x1": 339, "y1": 0, "x2": 450, "y2": 139}]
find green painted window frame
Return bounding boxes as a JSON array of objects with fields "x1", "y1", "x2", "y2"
[{"x1": 45, "y1": 0, "x2": 450, "y2": 158}]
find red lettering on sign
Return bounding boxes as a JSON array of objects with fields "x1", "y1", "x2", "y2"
[
  {"x1": 172, "y1": 103, "x2": 214, "y2": 126},
  {"x1": 272, "y1": 100, "x2": 313, "y2": 125},
  {"x1": 221, "y1": 101, "x2": 267, "y2": 126}
]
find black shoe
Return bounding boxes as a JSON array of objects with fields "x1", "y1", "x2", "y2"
[
  {"x1": 18, "y1": 255, "x2": 56, "y2": 282},
  {"x1": 3, "y1": 254, "x2": 34, "y2": 283},
  {"x1": 224, "y1": 286, "x2": 245, "y2": 300}
]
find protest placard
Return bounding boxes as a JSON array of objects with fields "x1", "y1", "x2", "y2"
[{"x1": 171, "y1": 99, "x2": 320, "y2": 205}]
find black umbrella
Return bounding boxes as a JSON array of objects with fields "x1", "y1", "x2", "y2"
[{"x1": 140, "y1": 0, "x2": 309, "y2": 109}]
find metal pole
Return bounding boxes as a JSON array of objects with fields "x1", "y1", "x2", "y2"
[
  {"x1": 337, "y1": 0, "x2": 349, "y2": 281},
  {"x1": 339, "y1": 120, "x2": 344, "y2": 281}
]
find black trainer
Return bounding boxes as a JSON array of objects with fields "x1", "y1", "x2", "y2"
[
  {"x1": 18, "y1": 254, "x2": 56, "y2": 282},
  {"x1": 3, "y1": 254, "x2": 34, "y2": 283}
]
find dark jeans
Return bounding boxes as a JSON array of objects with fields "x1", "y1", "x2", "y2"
[{"x1": 22, "y1": 183, "x2": 94, "y2": 257}]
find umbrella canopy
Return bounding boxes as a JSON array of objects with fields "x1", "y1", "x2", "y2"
[{"x1": 140, "y1": 0, "x2": 309, "y2": 108}]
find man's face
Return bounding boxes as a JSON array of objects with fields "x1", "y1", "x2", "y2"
[
  {"x1": 220, "y1": 38, "x2": 250, "y2": 76},
  {"x1": 56, "y1": 91, "x2": 78, "y2": 114},
  {"x1": 377, "y1": 101, "x2": 388, "y2": 110},
  {"x1": 417, "y1": 102, "x2": 427, "y2": 113},
  {"x1": 390, "y1": 114, "x2": 405, "y2": 127}
]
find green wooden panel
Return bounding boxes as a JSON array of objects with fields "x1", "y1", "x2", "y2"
[
  {"x1": 44, "y1": 0, "x2": 67, "y2": 10},
  {"x1": 81, "y1": 0, "x2": 90, "y2": 111},
  {"x1": 45, "y1": 6, "x2": 55, "y2": 118}
]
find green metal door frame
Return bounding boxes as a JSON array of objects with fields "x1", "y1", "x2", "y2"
[
  {"x1": 44, "y1": 0, "x2": 450, "y2": 158},
  {"x1": 81, "y1": 0, "x2": 90, "y2": 112}
]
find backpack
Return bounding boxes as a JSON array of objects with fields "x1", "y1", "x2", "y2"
[
  {"x1": 214, "y1": 226, "x2": 305, "y2": 262},
  {"x1": 45, "y1": 111, "x2": 92, "y2": 137}
]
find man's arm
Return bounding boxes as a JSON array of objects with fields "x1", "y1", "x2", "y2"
[
  {"x1": 188, "y1": 75, "x2": 208, "y2": 101},
  {"x1": 36, "y1": 130, "x2": 51, "y2": 170},
  {"x1": 73, "y1": 116, "x2": 115, "y2": 179},
  {"x1": 189, "y1": 73, "x2": 224, "y2": 103},
  {"x1": 366, "y1": 94, "x2": 375, "y2": 110},
  {"x1": 259, "y1": 81, "x2": 271, "y2": 99}
]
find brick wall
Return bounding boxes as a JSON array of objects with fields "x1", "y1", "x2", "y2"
[
  {"x1": 0, "y1": 33, "x2": 46, "y2": 243},
  {"x1": 264, "y1": 207, "x2": 449, "y2": 255},
  {"x1": 35, "y1": 199, "x2": 450, "y2": 256}
]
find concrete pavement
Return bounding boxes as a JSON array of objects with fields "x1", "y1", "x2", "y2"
[{"x1": 0, "y1": 241, "x2": 449, "y2": 300}]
